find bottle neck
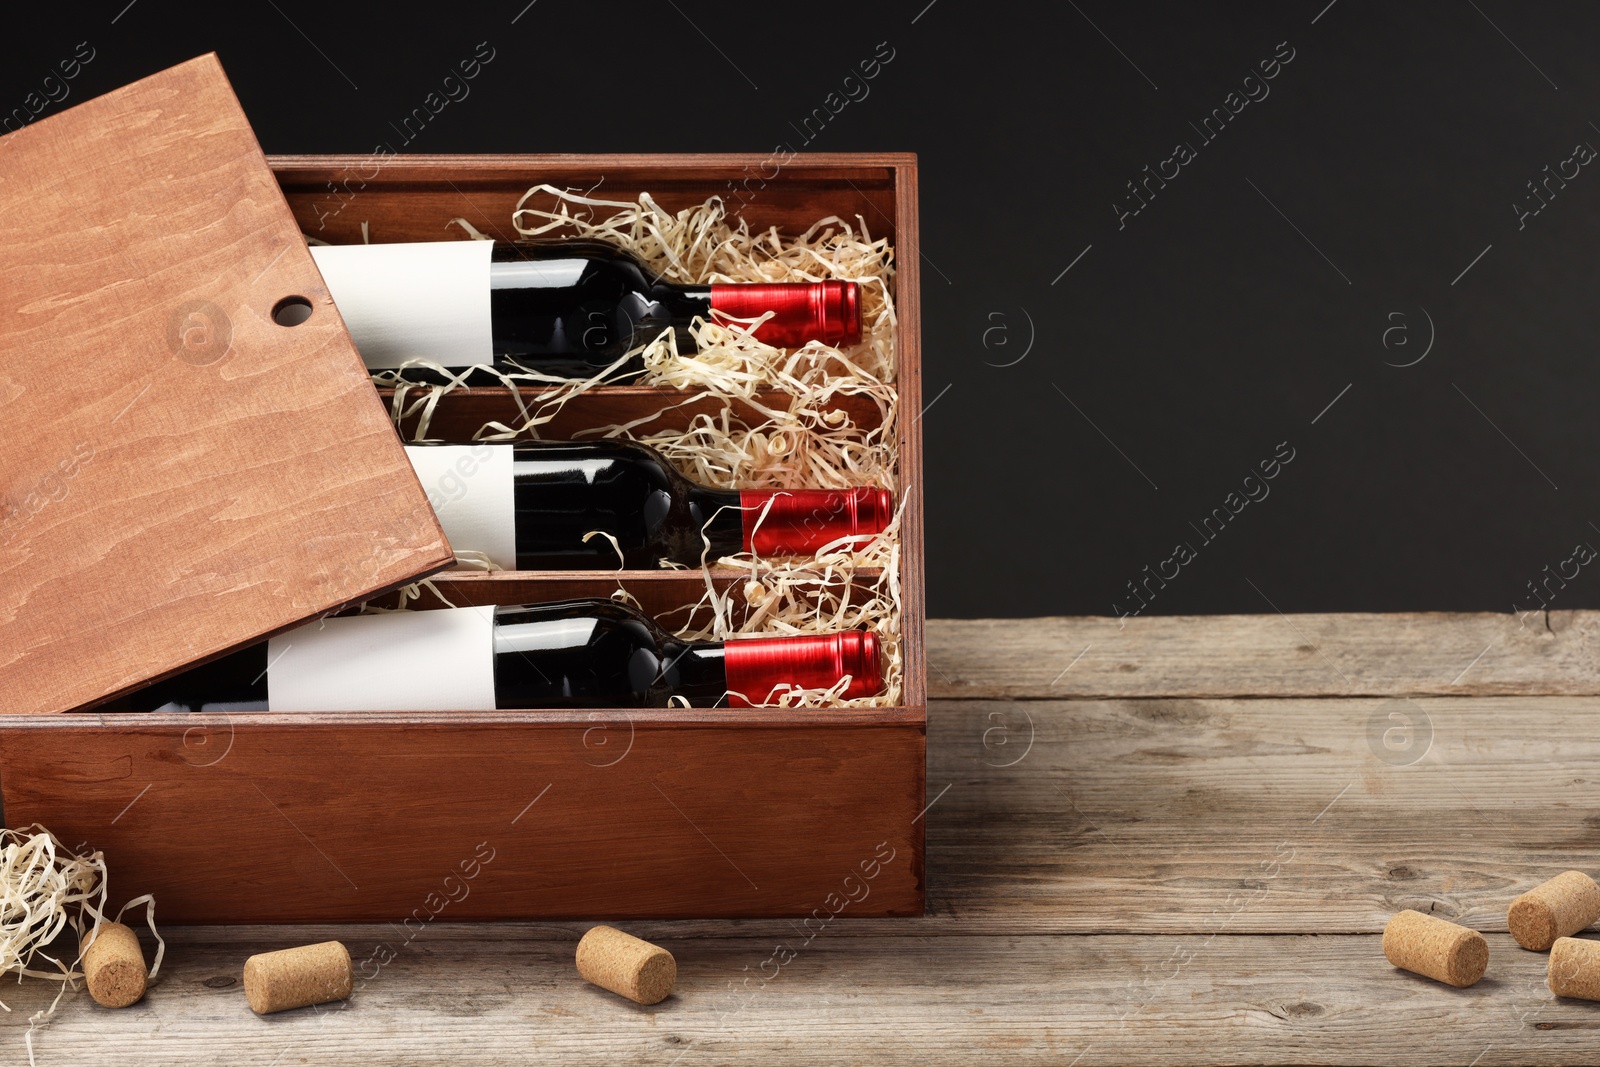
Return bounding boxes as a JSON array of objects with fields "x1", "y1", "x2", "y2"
[
  {"x1": 664, "y1": 641, "x2": 735, "y2": 705},
  {"x1": 721, "y1": 631, "x2": 883, "y2": 707},
  {"x1": 707, "y1": 281, "x2": 861, "y2": 348},
  {"x1": 651, "y1": 281, "x2": 713, "y2": 327},
  {"x1": 688, "y1": 486, "x2": 748, "y2": 561},
  {"x1": 737, "y1": 487, "x2": 894, "y2": 556},
  {"x1": 653, "y1": 279, "x2": 862, "y2": 349}
]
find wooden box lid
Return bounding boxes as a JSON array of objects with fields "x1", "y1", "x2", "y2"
[{"x1": 0, "y1": 55, "x2": 453, "y2": 715}]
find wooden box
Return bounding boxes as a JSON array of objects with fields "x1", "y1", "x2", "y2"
[{"x1": 0, "y1": 59, "x2": 926, "y2": 921}]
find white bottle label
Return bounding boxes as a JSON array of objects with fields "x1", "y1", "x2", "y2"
[
  {"x1": 404, "y1": 444, "x2": 517, "y2": 570},
  {"x1": 309, "y1": 240, "x2": 494, "y2": 370},
  {"x1": 267, "y1": 606, "x2": 497, "y2": 711}
]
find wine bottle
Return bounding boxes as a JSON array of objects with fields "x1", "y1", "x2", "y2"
[
  {"x1": 308, "y1": 238, "x2": 862, "y2": 380},
  {"x1": 404, "y1": 441, "x2": 893, "y2": 570},
  {"x1": 121, "y1": 599, "x2": 883, "y2": 712}
]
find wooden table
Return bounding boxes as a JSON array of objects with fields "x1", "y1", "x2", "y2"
[{"x1": 9, "y1": 613, "x2": 1600, "y2": 1065}]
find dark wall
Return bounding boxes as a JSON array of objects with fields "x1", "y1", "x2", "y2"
[{"x1": 6, "y1": 2, "x2": 1599, "y2": 620}]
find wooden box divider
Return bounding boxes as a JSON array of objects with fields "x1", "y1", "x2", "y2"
[
  {"x1": 400, "y1": 570, "x2": 889, "y2": 635},
  {"x1": 380, "y1": 385, "x2": 887, "y2": 443}
]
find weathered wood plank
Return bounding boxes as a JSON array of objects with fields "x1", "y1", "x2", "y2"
[
  {"x1": 919, "y1": 695, "x2": 1600, "y2": 934},
  {"x1": 5, "y1": 931, "x2": 1594, "y2": 1065},
  {"x1": 927, "y1": 612, "x2": 1600, "y2": 699}
]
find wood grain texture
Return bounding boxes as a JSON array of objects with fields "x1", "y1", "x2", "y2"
[
  {"x1": 891, "y1": 160, "x2": 927, "y2": 713},
  {"x1": 0, "y1": 617, "x2": 1594, "y2": 1063},
  {"x1": 270, "y1": 154, "x2": 904, "y2": 247},
  {"x1": 928, "y1": 611, "x2": 1600, "y2": 699},
  {"x1": 0, "y1": 57, "x2": 453, "y2": 715},
  {"x1": 12, "y1": 690, "x2": 1593, "y2": 937},
  {"x1": 0, "y1": 712, "x2": 924, "y2": 922},
  {"x1": 921, "y1": 694, "x2": 1600, "y2": 934},
  {"x1": 1, "y1": 931, "x2": 1590, "y2": 1066},
  {"x1": 379, "y1": 385, "x2": 886, "y2": 442},
  {"x1": 215, "y1": 687, "x2": 1598, "y2": 941}
]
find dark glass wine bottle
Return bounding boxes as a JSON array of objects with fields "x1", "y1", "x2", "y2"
[
  {"x1": 120, "y1": 599, "x2": 882, "y2": 711},
  {"x1": 316, "y1": 237, "x2": 862, "y2": 380},
  {"x1": 407, "y1": 440, "x2": 893, "y2": 569},
  {"x1": 491, "y1": 239, "x2": 861, "y2": 374}
]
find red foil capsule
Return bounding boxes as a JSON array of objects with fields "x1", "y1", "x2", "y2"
[
  {"x1": 723, "y1": 630, "x2": 883, "y2": 707},
  {"x1": 739, "y1": 486, "x2": 894, "y2": 556},
  {"x1": 709, "y1": 280, "x2": 862, "y2": 348}
]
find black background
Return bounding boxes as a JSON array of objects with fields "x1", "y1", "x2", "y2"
[{"x1": 6, "y1": 2, "x2": 1599, "y2": 620}]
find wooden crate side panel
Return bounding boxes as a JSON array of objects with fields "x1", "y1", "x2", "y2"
[
  {"x1": 891, "y1": 160, "x2": 926, "y2": 712},
  {"x1": 0, "y1": 718, "x2": 924, "y2": 922},
  {"x1": 269, "y1": 154, "x2": 902, "y2": 246}
]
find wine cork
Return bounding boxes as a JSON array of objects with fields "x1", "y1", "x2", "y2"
[
  {"x1": 1549, "y1": 937, "x2": 1600, "y2": 999},
  {"x1": 1381, "y1": 910, "x2": 1488, "y2": 987},
  {"x1": 79, "y1": 922, "x2": 147, "y2": 1008},
  {"x1": 243, "y1": 941, "x2": 352, "y2": 1015},
  {"x1": 575, "y1": 926, "x2": 676, "y2": 1005},
  {"x1": 1509, "y1": 871, "x2": 1600, "y2": 951}
]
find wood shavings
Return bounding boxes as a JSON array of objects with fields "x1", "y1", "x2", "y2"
[
  {"x1": 582, "y1": 530, "x2": 627, "y2": 570},
  {"x1": 376, "y1": 186, "x2": 904, "y2": 707},
  {"x1": 361, "y1": 577, "x2": 460, "y2": 613},
  {"x1": 0, "y1": 826, "x2": 163, "y2": 1064},
  {"x1": 691, "y1": 492, "x2": 907, "y2": 709}
]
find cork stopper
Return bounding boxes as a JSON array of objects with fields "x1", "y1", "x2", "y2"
[
  {"x1": 1549, "y1": 937, "x2": 1600, "y2": 999},
  {"x1": 1381, "y1": 910, "x2": 1488, "y2": 987},
  {"x1": 1509, "y1": 871, "x2": 1600, "y2": 951},
  {"x1": 79, "y1": 922, "x2": 147, "y2": 1008},
  {"x1": 243, "y1": 941, "x2": 353, "y2": 1015},
  {"x1": 575, "y1": 925, "x2": 676, "y2": 1005}
]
